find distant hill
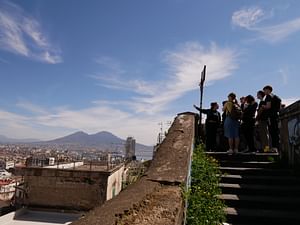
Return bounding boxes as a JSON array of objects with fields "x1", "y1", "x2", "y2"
[
  {"x1": 46, "y1": 131, "x2": 124, "y2": 146},
  {"x1": 0, "y1": 135, "x2": 40, "y2": 143},
  {"x1": 45, "y1": 131, "x2": 153, "y2": 159}
]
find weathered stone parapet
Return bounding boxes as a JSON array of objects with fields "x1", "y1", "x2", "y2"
[
  {"x1": 146, "y1": 113, "x2": 195, "y2": 184},
  {"x1": 71, "y1": 113, "x2": 195, "y2": 225},
  {"x1": 279, "y1": 100, "x2": 300, "y2": 167}
]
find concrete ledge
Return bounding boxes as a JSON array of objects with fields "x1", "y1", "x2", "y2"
[
  {"x1": 116, "y1": 185, "x2": 183, "y2": 225},
  {"x1": 146, "y1": 114, "x2": 195, "y2": 183},
  {"x1": 71, "y1": 113, "x2": 195, "y2": 225}
]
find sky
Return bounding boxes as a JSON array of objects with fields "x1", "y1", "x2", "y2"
[{"x1": 0, "y1": 0, "x2": 300, "y2": 145}]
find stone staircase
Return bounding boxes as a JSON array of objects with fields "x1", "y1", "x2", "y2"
[{"x1": 208, "y1": 152, "x2": 300, "y2": 225}]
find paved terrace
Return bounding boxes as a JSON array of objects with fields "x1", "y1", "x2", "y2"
[
  {"x1": 71, "y1": 113, "x2": 195, "y2": 225},
  {"x1": 0, "y1": 209, "x2": 81, "y2": 225}
]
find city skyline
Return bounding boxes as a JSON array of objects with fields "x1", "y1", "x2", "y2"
[{"x1": 0, "y1": 0, "x2": 300, "y2": 145}]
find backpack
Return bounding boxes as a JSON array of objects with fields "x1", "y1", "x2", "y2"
[
  {"x1": 271, "y1": 94, "x2": 282, "y2": 112},
  {"x1": 229, "y1": 103, "x2": 242, "y2": 120}
]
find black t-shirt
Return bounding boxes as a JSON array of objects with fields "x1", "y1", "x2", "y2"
[
  {"x1": 270, "y1": 94, "x2": 281, "y2": 118},
  {"x1": 265, "y1": 95, "x2": 272, "y2": 104},
  {"x1": 257, "y1": 100, "x2": 268, "y2": 121},
  {"x1": 242, "y1": 102, "x2": 258, "y2": 123},
  {"x1": 264, "y1": 94, "x2": 272, "y2": 118},
  {"x1": 201, "y1": 109, "x2": 221, "y2": 125}
]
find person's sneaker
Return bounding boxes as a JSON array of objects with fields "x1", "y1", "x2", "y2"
[
  {"x1": 227, "y1": 149, "x2": 233, "y2": 154},
  {"x1": 271, "y1": 147, "x2": 278, "y2": 153},
  {"x1": 233, "y1": 149, "x2": 238, "y2": 154},
  {"x1": 263, "y1": 146, "x2": 270, "y2": 153}
]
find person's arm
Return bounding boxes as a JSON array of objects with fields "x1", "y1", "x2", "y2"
[
  {"x1": 256, "y1": 103, "x2": 263, "y2": 120},
  {"x1": 222, "y1": 103, "x2": 227, "y2": 112},
  {"x1": 200, "y1": 109, "x2": 210, "y2": 114},
  {"x1": 217, "y1": 112, "x2": 221, "y2": 124},
  {"x1": 193, "y1": 105, "x2": 209, "y2": 114},
  {"x1": 252, "y1": 103, "x2": 258, "y2": 115},
  {"x1": 193, "y1": 104, "x2": 200, "y2": 111}
]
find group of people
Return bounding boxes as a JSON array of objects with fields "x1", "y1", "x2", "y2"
[{"x1": 194, "y1": 85, "x2": 282, "y2": 154}]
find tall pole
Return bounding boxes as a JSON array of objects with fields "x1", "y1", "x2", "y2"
[
  {"x1": 158, "y1": 122, "x2": 163, "y2": 144},
  {"x1": 199, "y1": 65, "x2": 206, "y2": 141}
]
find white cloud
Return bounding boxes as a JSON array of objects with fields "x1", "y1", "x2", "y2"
[
  {"x1": 1, "y1": 42, "x2": 239, "y2": 145},
  {"x1": 151, "y1": 41, "x2": 238, "y2": 112},
  {"x1": 232, "y1": 6, "x2": 300, "y2": 43},
  {"x1": 232, "y1": 6, "x2": 266, "y2": 29},
  {"x1": 0, "y1": 1, "x2": 62, "y2": 63},
  {"x1": 16, "y1": 100, "x2": 49, "y2": 115},
  {"x1": 0, "y1": 103, "x2": 171, "y2": 145},
  {"x1": 91, "y1": 75, "x2": 157, "y2": 96},
  {"x1": 0, "y1": 110, "x2": 42, "y2": 139},
  {"x1": 92, "y1": 42, "x2": 239, "y2": 114},
  {"x1": 95, "y1": 56, "x2": 124, "y2": 73},
  {"x1": 0, "y1": 110, "x2": 28, "y2": 122},
  {"x1": 92, "y1": 56, "x2": 158, "y2": 96},
  {"x1": 256, "y1": 18, "x2": 300, "y2": 43}
]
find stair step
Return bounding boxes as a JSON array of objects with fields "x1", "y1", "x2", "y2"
[
  {"x1": 220, "y1": 183, "x2": 300, "y2": 196},
  {"x1": 219, "y1": 161, "x2": 279, "y2": 169},
  {"x1": 220, "y1": 174, "x2": 300, "y2": 185},
  {"x1": 207, "y1": 152, "x2": 279, "y2": 162},
  {"x1": 220, "y1": 166, "x2": 293, "y2": 176},
  {"x1": 219, "y1": 194, "x2": 300, "y2": 209},
  {"x1": 209, "y1": 152, "x2": 300, "y2": 224},
  {"x1": 225, "y1": 207, "x2": 300, "y2": 224}
]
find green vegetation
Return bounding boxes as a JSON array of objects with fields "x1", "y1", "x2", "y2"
[
  {"x1": 186, "y1": 144, "x2": 226, "y2": 225},
  {"x1": 122, "y1": 161, "x2": 146, "y2": 189},
  {"x1": 267, "y1": 156, "x2": 276, "y2": 162}
]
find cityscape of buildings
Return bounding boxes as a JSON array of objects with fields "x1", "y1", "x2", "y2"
[{"x1": 0, "y1": 136, "x2": 150, "y2": 224}]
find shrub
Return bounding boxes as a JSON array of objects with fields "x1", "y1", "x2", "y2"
[{"x1": 186, "y1": 144, "x2": 226, "y2": 225}]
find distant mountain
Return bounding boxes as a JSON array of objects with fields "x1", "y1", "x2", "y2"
[
  {"x1": 0, "y1": 135, "x2": 40, "y2": 143},
  {"x1": 45, "y1": 131, "x2": 153, "y2": 159},
  {"x1": 46, "y1": 131, "x2": 124, "y2": 146}
]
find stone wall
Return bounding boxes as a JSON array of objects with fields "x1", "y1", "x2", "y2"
[
  {"x1": 279, "y1": 100, "x2": 300, "y2": 167},
  {"x1": 72, "y1": 113, "x2": 195, "y2": 225},
  {"x1": 106, "y1": 165, "x2": 125, "y2": 200},
  {"x1": 23, "y1": 168, "x2": 110, "y2": 210}
]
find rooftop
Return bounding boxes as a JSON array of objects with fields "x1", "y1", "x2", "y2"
[
  {"x1": 72, "y1": 164, "x2": 109, "y2": 172},
  {"x1": 0, "y1": 209, "x2": 81, "y2": 225}
]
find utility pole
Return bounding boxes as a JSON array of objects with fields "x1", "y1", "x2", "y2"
[
  {"x1": 158, "y1": 122, "x2": 163, "y2": 144},
  {"x1": 164, "y1": 121, "x2": 172, "y2": 135},
  {"x1": 198, "y1": 65, "x2": 206, "y2": 142}
]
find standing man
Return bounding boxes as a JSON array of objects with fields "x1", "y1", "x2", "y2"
[
  {"x1": 194, "y1": 102, "x2": 221, "y2": 152},
  {"x1": 240, "y1": 96, "x2": 246, "y2": 111},
  {"x1": 256, "y1": 90, "x2": 270, "y2": 152},
  {"x1": 241, "y1": 95, "x2": 258, "y2": 153},
  {"x1": 262, "y1": 85, "x2": 281, "y2": 152}
]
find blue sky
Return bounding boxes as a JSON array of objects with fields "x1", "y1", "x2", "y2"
[{"x1": 0, "y1": 0, "x2": 299, "y2": 145}]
